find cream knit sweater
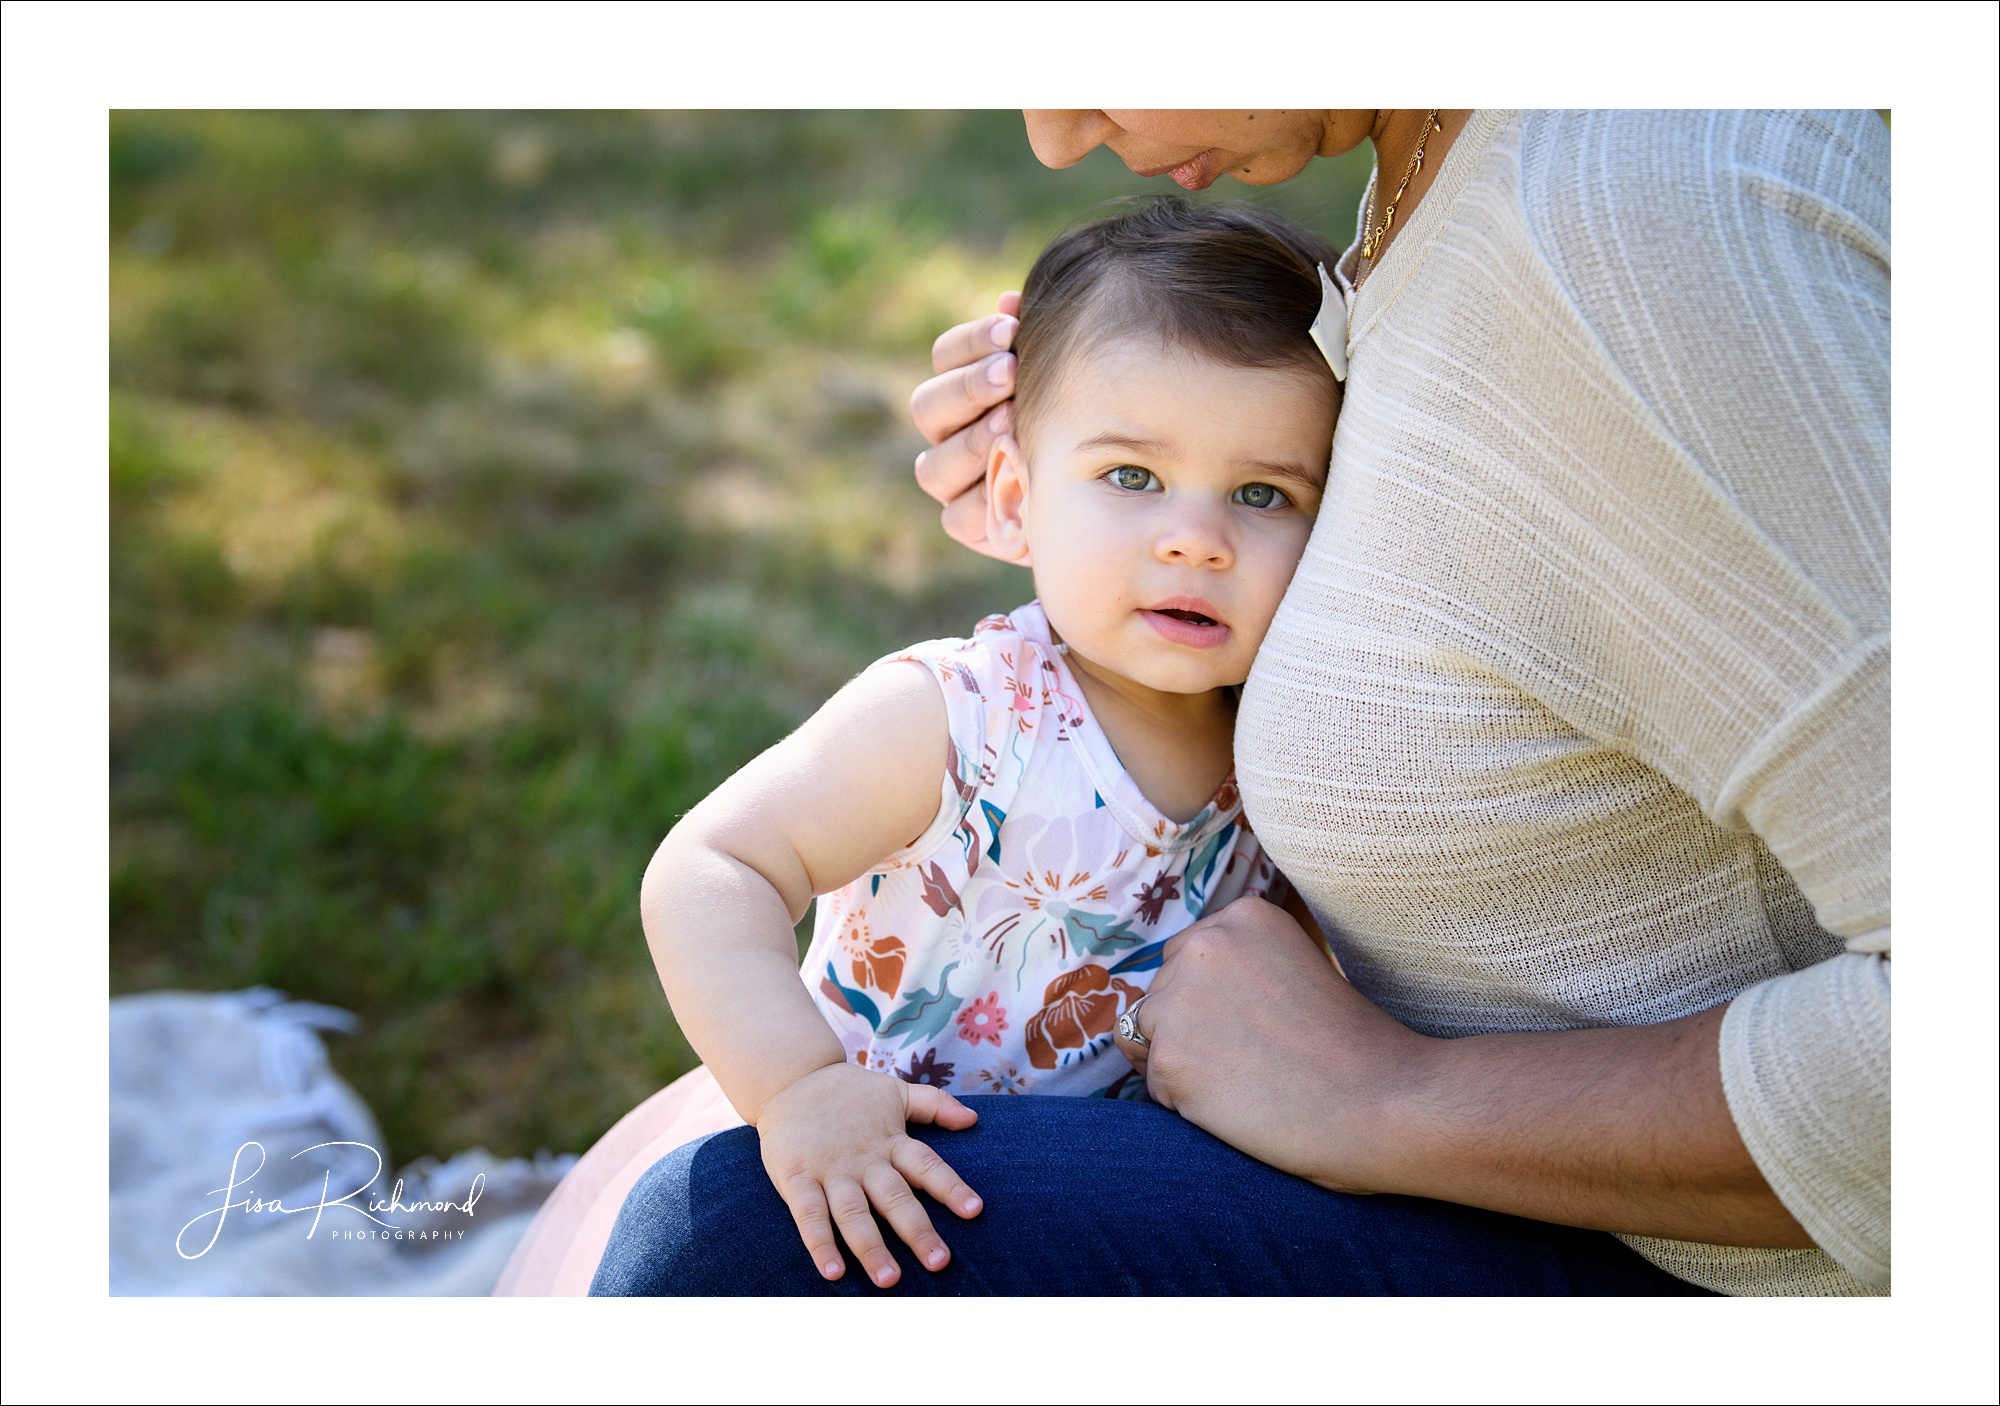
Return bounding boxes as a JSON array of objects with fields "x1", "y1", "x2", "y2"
[{"x1": 1237, "y1": 110, "x2": 1889, "y2": 1296}]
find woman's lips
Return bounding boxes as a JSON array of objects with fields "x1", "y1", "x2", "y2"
[
  {"x1": 1167, "y1": 151, "x2": 1221, "y2": 190},
  {"x1": 1127, "y1": 149, "x2": 1223, "y2": 190},
  {"x1": 1142, "y1": 607, "x2": 1232, "y2": 649}
]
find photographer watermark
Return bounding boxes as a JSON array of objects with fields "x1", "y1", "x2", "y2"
[{"x1": 176, "y1": 1140, "x2": 484, "y2": 1260}]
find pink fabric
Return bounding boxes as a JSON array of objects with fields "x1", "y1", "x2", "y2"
[{"x1": 491, "y1": 1065, "x2": 744, "y2": 1296}]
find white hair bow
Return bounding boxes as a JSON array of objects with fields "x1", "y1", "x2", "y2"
[{"x1": 1309, "y1": 263, "x2": 1349, "y2": 382}]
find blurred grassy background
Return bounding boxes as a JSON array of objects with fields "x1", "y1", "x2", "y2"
[{"x1": 109, "y1": 110, "x2": 1373, "y2": 1163}]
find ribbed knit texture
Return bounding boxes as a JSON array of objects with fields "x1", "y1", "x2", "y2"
[{"x1": 1237, "y1": 110, "x2": 1889, "y2": 1295}]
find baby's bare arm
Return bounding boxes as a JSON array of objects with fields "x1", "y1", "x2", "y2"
[
  {"x1": 640, "y1": 661, "x2": 982, "y2": 1285},
  {"x1": 641, "y1": 660, "x2": 949, "y2": 1119}
]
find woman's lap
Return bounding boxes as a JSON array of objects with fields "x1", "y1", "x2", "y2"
[{"x1": 590, "y1": 1096, "x2": 1709, "y2": 1296}]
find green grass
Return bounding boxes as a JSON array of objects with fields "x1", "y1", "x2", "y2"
[{"x1": 109, "y1": 110, "x2": 1373, "y2": 1162}]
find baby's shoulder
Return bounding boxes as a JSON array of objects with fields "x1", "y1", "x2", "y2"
[
  {"x1": 889, "y1": 607, "x2": 1038, "y2": 687},
  {"x1": 881, "y1": 604, "x2": 1068, "y2": 729},
  {"x1": 868, "y1": 601, "x2": 1082, "y2": 819}
]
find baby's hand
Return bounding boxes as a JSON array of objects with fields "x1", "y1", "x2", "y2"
[{"x1": 756, "y1": 1062, "x2": 983, "y2": 1286}]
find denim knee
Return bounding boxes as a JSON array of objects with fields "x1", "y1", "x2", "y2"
[{"x1": 591, "y1": 1128, "x2": 740, "y2": 1296}]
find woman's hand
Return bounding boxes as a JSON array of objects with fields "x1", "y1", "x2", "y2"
[
  {"x1": 909, "y1": 293, "x2": 1020, "y2": 557},
  {"x1": 1116, "y1": 897, "x2": 1422, "y2": 1193},
  {"x1": 755, "y1": 1062, "x2": 985, "y2": 1287},
  {"x1": 1113, "y1": 896, "x2": 1815, "y2": 1246}
]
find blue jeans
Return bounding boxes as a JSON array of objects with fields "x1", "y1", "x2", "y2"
[{"x1": 591, "y1": 1097, "x2": 1711, "y2": 1295}]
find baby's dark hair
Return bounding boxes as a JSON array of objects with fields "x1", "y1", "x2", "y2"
[{"x1": 1013, "y1": 196, "x2": 1343, "y2": 433}]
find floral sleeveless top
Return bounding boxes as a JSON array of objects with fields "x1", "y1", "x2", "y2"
[{"x1": 800, "y1": 601, "x2": 1282, "y2": 1100}]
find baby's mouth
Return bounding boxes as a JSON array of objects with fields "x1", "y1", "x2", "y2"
[{"x1": 1140, "y1": 604, "x2": 1232, "y2": 649}]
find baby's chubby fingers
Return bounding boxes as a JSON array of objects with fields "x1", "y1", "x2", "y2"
[
  {"x1": 780, "y1": 1175, "x2": 847, "y2": 1282},
  {"x1": 754, "y1": 1063, "x2": 982, "y2": 1285},
  {"x1": 825, "y1": 1175, "x2": 902, "y2": 1288},
  {"x1": 863, "y1": 1161, "x2": 952, "y2": 1272},
  {"x1": 890, "y1": 1134, "x2": 983, "y2": 1221},
  {"x1": 899, "y1": 1082, "x2": 979, "y2": 1131}
]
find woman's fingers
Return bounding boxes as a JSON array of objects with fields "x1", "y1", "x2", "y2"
[
  {"x1": 781, "y1": 1175, "x2": 847, "y2": 1281},
  {"x1": 920, "y1": 404, "x2": 1025, "y2": 563},
  {"x1": 929, "y1": 310, "x2": 1017, "y2": 376},
  {"x1": 891, "y1": 1135, "x2": 983, "y2": 1221},
  {"x1": 937, "y1": 477, "x2": 996, "y2": 553},
  {"x1": 909, "y1": 293, "x2": 1019, "y2": 540},
  {"x1": 824, "y1": 1175, "x2": 901, "y2": 1288},
  {"x1": 863, "y1": 1161, "x2": 951, "y2": 1272},
  {"x1": 910, "y1": 350, "x2": 1015, "y2": 450},
  {"x1": 1143, "y1": 928, "x2": 1194, "y2": 997},
  {"x1": 913, "y1": 401, "x2": 1006, "y2": 505},
  {"x1": 1112, "y1": 992, "x2": 1158, "y2": 1082}
]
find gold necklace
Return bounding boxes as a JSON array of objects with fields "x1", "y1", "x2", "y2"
[{"x1": 1357, "y1": 109, "x2": 1441, "y2": 278}]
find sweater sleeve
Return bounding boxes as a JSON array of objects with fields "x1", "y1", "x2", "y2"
[{"x1": 1518, "y1": 110, "x2": 1891, "y2": 1283}]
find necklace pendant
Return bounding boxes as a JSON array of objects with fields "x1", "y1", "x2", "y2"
[{"x1": 1355, "y1": 109, "x2": 1441, "y2": 295}]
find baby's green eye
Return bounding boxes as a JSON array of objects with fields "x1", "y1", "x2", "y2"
[
  {"x1": 1234, "y1": 482, "x2": 1289, "y2": 510},
  {"x1": 1109, "y1": 466, "x2": 1158, "y2": 492}
]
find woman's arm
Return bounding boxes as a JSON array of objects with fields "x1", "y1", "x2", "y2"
[
  {"x1": 641, "y1": 662, "x2": 984, "y2": 1284},
  {"x1": 1498, "y1": 108, "x2": 1892, "y2": 1272},
  {"x1": 1118, "y1": 898, "x2": 1813, "y2": 1246}
]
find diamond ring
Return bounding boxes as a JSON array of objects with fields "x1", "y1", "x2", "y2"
[{"x1": 1115, "y1": 994, "x2": 1152, "y2": 1049}]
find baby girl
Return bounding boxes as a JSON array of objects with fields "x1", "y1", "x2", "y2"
[{"x1": 640, "y1": 196, "x2": 1343, "y2": 1287}]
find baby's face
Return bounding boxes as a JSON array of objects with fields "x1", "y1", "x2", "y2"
[{"x1": 991, "y1": 341, "x2": 1335, "y2": 694}]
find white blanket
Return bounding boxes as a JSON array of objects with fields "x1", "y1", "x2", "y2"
[{"x1": 110, "y1": 988, "x2": 574, "y2": 1296}]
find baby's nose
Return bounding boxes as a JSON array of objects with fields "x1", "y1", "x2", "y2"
[{"x1": 1156, "y1": 512, "x2": 1232, "y2": 567}]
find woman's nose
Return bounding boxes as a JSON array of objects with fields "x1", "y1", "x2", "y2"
[{"x1": 1023, "y1": 111, "x2": 1119, "y2": 170}]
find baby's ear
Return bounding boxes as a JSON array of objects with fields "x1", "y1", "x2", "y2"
[{"x1": 984, "y1": 432, "x2": 1033, "y2": 567}]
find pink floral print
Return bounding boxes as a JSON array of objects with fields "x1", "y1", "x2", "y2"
[{"x1": 956, "y1": 992, "x2": 1008, "y2": 1047}]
